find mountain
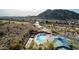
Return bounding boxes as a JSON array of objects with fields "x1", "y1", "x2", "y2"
[{"x1": 38, "y1": 9, "x2": 79, "y2": 20}]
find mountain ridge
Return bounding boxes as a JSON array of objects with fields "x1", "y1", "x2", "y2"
[{"x1": 38, "y1": 9, "x2": 79, "y2": 20}]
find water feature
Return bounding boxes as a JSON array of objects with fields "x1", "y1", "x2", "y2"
[
  {"x1": 53, "y1": 35, "x2": 71, "y2": 50},
  {"x1": 35, "y1": 33, "x2": 47, "y2": 44},
  {"x1": 34, "y1": 32, "x2": 71, "y2": 50}
]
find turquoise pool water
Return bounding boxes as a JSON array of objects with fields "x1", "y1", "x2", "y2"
[
  {"x1": 37, "y1": 36, "x2": 46, "y2": 44},
  {"x1": 35, "y1": 33, "x2": 47, "y2": 44}
]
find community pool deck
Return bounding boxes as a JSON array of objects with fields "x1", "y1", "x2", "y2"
[{"x1": 25, "y1": 21, "x2": 72, "y2": 50}]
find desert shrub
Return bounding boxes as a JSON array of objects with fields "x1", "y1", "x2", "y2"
[
  {"x1": 9, "y1": 43, "x2": 20, "y2": 50},
  {"x1": 27, "y1": 39, "x2": 54, "y2": 50},
  {"x1": 0, "y1": 32, "x2": 5, "y2": 37},
  {"x1": 27, "y1": 40, "x2": 38, "y2": 50},
  {"x1": 47, "y1": 42, "x2": 54, "y2": 50},
  {"x1": 70, "y1": 41, "x2": 79, "y2": 50},
  {"x1": 43, "y1": 40, "x2": 54, "y2": 50},
  {"x1": 0, "y1": 21, "x2": 5, "y2": 26},
  {"x1": 9, "y1": 39, "x2": 22, "y2": 50},
  {"x1": 27, "y1": 40, "x2": 35, "y2": 49}
]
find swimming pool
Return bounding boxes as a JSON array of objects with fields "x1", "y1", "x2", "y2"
[
  {"x1": 53, "y1": 35, "x2": 71, "y2": 49},
  {"x1": 35, "y1": 33, "x2": 47, "y2": 44},
  {"x1": 34, "y1": 32, "x2": 71, "y2": 49}
]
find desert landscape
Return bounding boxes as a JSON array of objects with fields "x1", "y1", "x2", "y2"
[{"x1": 0, "y1": 9, "x2": 79, "y2": 50}]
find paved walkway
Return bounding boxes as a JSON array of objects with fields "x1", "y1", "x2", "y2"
[{"x1": 25, "y1": 38, "x2": 34, "y2": 49}]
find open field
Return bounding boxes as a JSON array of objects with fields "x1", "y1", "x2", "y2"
[{"x1": 0, "y1": 20, "x2": 38, "y2": 49}]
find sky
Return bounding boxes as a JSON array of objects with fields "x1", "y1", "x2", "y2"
[
  {"x1": 0, "y1": 0, "x2": 79, "y2": 16},
  {"x1": 0, "y1": 9, "x2": 45, "y2": 16},
  {"x1": 70, "y1": 9, "x2": 79, "y2": 13},
  {"x1": 0, "y1": 0, "x2": 79, "y2": 9},
  {"x1": 0, "y1": 9, "x2": 79, "y2": 16}
]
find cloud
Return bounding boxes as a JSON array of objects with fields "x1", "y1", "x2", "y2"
[{"x1": 0, "y1": 9, "x2": 45, "y2": 16}]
